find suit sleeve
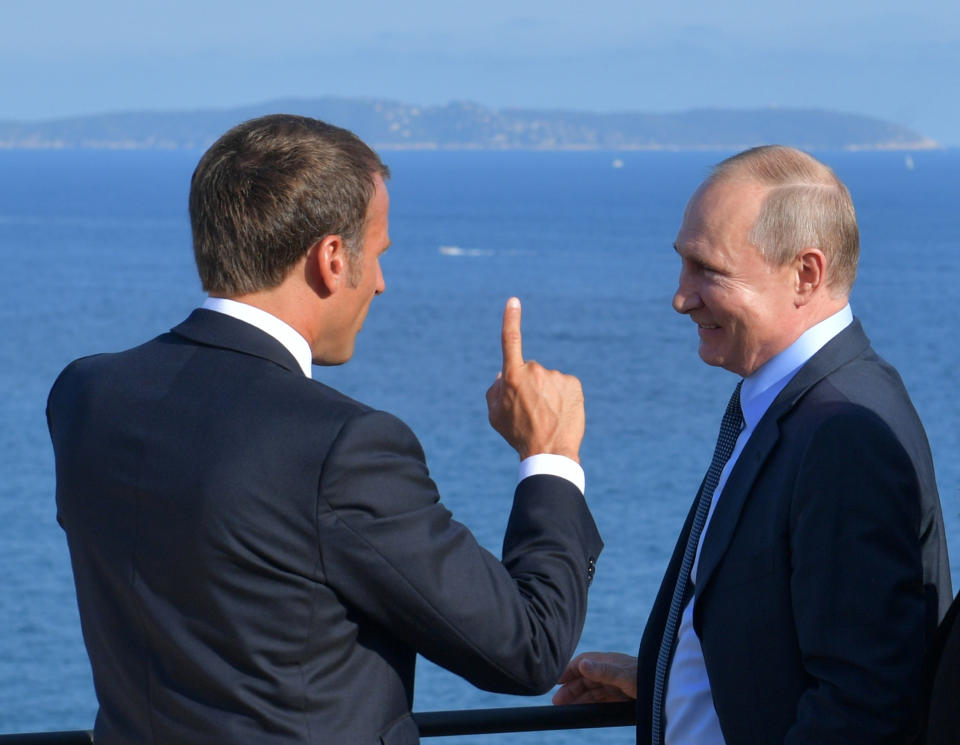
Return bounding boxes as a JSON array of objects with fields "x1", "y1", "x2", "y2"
[
  {"x1": 314, "y1": 409, "x2": 603, "y2": 695},
  {"x1": 786, "y1": 407, "x2": 928, "y2": 744}
]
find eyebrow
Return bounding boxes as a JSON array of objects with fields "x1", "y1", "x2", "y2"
[{"x1": 674, "y1": 243, "x2": 723, "y2": 274}]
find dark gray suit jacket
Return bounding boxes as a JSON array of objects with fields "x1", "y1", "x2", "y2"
[
  {"x1": 636, "y1": 319, "x2": 951, "y2": 745},
  {"x1": 47, "y1": 309, "x2": 603, "y2": 745}
]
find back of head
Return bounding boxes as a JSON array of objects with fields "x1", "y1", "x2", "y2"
[
  {"x1": 711, "y1": 145, "x2": 859, "y2": 294},
  {"x1": 190, "y1": 114, "x2": 389, "y2": 295}
]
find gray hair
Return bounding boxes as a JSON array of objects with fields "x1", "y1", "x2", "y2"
[{"x1": 710, "y1": 145, "x2": 859, "y2": 294}]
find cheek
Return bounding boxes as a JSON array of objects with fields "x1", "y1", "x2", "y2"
[{"x1": 701, "y1": 285, "x2": 735, "y2": 319}]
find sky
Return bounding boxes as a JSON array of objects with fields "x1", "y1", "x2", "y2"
[{"x1": 2, "y1": 0, "x2": 958, "y2": 145}]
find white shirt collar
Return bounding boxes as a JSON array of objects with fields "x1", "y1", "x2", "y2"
[
  {"x1": 740, "y1": 304, "x2": 853, "y2": 429},
  {"x1": 201, "y1": 297, "x2": 313, "y2": 378}
]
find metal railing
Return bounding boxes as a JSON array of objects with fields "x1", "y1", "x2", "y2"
[
  {"x1": 0, "y1": 735, "x2": 91, "y2": 745},
  {"x1": 417, "y1": 702, "x2": 636, "y2": 736},
  {"x1": 0, "y1": 702, "x2": 636, "y2": 743}
]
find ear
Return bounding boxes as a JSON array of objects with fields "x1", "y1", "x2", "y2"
[
  {"x1": 794, "y1": 248, "x2": 827, "y2": 306},
  {"x1": 306, "y1": 234, "x2": 347, "y2": 298}
]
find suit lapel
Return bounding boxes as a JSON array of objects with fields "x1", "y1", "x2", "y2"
[
  {"x1": 170, "y1": 308, "x2": 302, "y2": 375},
  {"x1": 693, "y1": 319, "x2": 872, "y2": 596}
]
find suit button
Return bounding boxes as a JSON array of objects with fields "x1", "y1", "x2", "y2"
[{"x1": 586, "y1": 557, "x2": 596, "y2": 585}]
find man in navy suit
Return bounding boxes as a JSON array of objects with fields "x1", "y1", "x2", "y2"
[
  {"x1": 47, "y1": 114, "x2": 603, "y2": 744},
  {"x1": 926, "y1": 590, "x2": 960, "y2": 744},
  {"x1": 552, "y1": 146, "x2": 951, "y2": 744}
]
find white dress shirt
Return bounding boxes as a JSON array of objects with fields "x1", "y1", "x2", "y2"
[
  {"x1": 203, "y1": 297, "x2": 314, "y2": 377},
  {"x1": 200, "y1": 297, "x2": 585, "y2": 493},
  {"x1": 664, "y1": 305, "x2": 853, "y2": 745}
]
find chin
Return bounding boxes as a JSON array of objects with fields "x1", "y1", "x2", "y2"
[
  {"x1": 313, "y1": 350, "x2": 354, "y2": 367},
  {"x1": 698, "y1": 345, "x2": 723, "y2": 367},
  {"x1": 700, "y1": 351, "x2": 743, "y2": 376}
]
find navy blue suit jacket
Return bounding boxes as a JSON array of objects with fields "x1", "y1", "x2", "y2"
[
  {"x1": 636, "y1": 319, "x2": 951, "y2": 744},
  {"x1": 47, "y1": 309, "x2": 603, "y2": 745},
  {"x1": 925, "y1": 590, "x2": 960, "y2": 744}
]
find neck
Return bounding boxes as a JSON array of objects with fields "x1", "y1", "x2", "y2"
[
  {"x1": 219, "y1": 286, "x2": 318, "y2": 352},
  {"x1": 800, "y1": 290, "x2": 849, "y2": 330}
]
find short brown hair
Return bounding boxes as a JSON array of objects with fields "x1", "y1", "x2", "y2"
[
  {"x1": 711, "y1": 145, "x2": 859, "y2": 294},
  {"x1": 189, "y1": 114, "x2": 389, "y2": 295}
]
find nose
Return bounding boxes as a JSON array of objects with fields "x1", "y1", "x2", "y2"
[
  {"x1": 374, "y1": 260, "x2": 385, "y2": 295},
  {"x1": 672, "y1": 271, "x2": 701, "y2": 315}
]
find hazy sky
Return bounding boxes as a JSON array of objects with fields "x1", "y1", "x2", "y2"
[{"x1": 2, "y1": 0, "x2": 958, "y2": 144}]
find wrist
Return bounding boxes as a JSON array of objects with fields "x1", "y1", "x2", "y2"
[{"x1": 518, "y1": 454, "x2": 585, "y2": 494}]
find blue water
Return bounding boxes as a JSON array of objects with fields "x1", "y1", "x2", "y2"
[{"x1": 1, "y1": 148, "x2": 958, "y2": 743}]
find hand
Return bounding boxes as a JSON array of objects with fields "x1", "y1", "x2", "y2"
[
  {"x1": 486, "y1": 298, "x2": 585, "y2": 462},
  {"x1": 552, "y1": 652, "x2": 638, "y2": 705}
]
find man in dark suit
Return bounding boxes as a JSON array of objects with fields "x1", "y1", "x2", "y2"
[
  {"x1": 47, "y1": 114, "x2": 603, "y2": 745},
  {"x1": 552, "y1": 145, "x2": 952, "y2": 744},
  {"x1": 926, "y1": 590, "x2": 960, "y2": 744}
]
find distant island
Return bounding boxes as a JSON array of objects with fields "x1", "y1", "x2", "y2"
[{"x1": 0, "y1": 97, "x2": 940, "y2": 151}]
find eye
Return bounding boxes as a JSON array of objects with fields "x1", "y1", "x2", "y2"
[{"x1": 683, "y1": 257, "x2": 714, "y2": 276}]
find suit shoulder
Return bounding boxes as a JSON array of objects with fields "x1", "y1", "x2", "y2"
[
  {"x1": 50, "y1": 352, "x2": 107, "y2": 389},
  {"x1": 297, "y1": 377, "x2": 373, "y2": 416},
  {"x1": 787, "y1": 380, "x2": 922, "y2": 470},
  {"x1": 780, "y1": 364, "x2": 933, "y2": 489},
  {"x1": 797, "y1": 399, "x2": 902, "y2": 447},
  {"x1": 48, "y1": 332, "x2": 178, "y2": 400},
  {"x1": 267, "y1": 377, "x2": 420, "y2": 457},
  {"x1": 326, "y1": 407, "x2": 424, "y2": 459},
  {"x1": 796, "y1": 352, "x2": 925, "y2": 434}
]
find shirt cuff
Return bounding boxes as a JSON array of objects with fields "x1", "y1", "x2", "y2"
[{"x1": 518, "y1": 454, "x2": 585, "y2": 495}]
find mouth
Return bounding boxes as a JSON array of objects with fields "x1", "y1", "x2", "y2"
[{"x1": 694, "y1": 320, "x2": 720, "y2": 331}]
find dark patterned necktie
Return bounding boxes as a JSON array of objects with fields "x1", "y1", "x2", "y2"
[{"x1": 650, "y1": 381, "x2": 743, "y2": 745}]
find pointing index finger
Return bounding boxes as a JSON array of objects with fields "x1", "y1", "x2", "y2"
[{"x1": 501, "y1": 297, "x2": 524, "y2": 372}]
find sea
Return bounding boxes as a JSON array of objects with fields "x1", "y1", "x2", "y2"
[{"x1": 1, "y1": 147, "x2": 958, "y2": 744}]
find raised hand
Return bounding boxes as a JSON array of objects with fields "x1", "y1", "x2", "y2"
[
  {"x1": 552, "y1": 652, "x2": 638, "y2": 705},
  {"x1": 485, "y1": 297, "x2": 585, "y2": 461}
]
